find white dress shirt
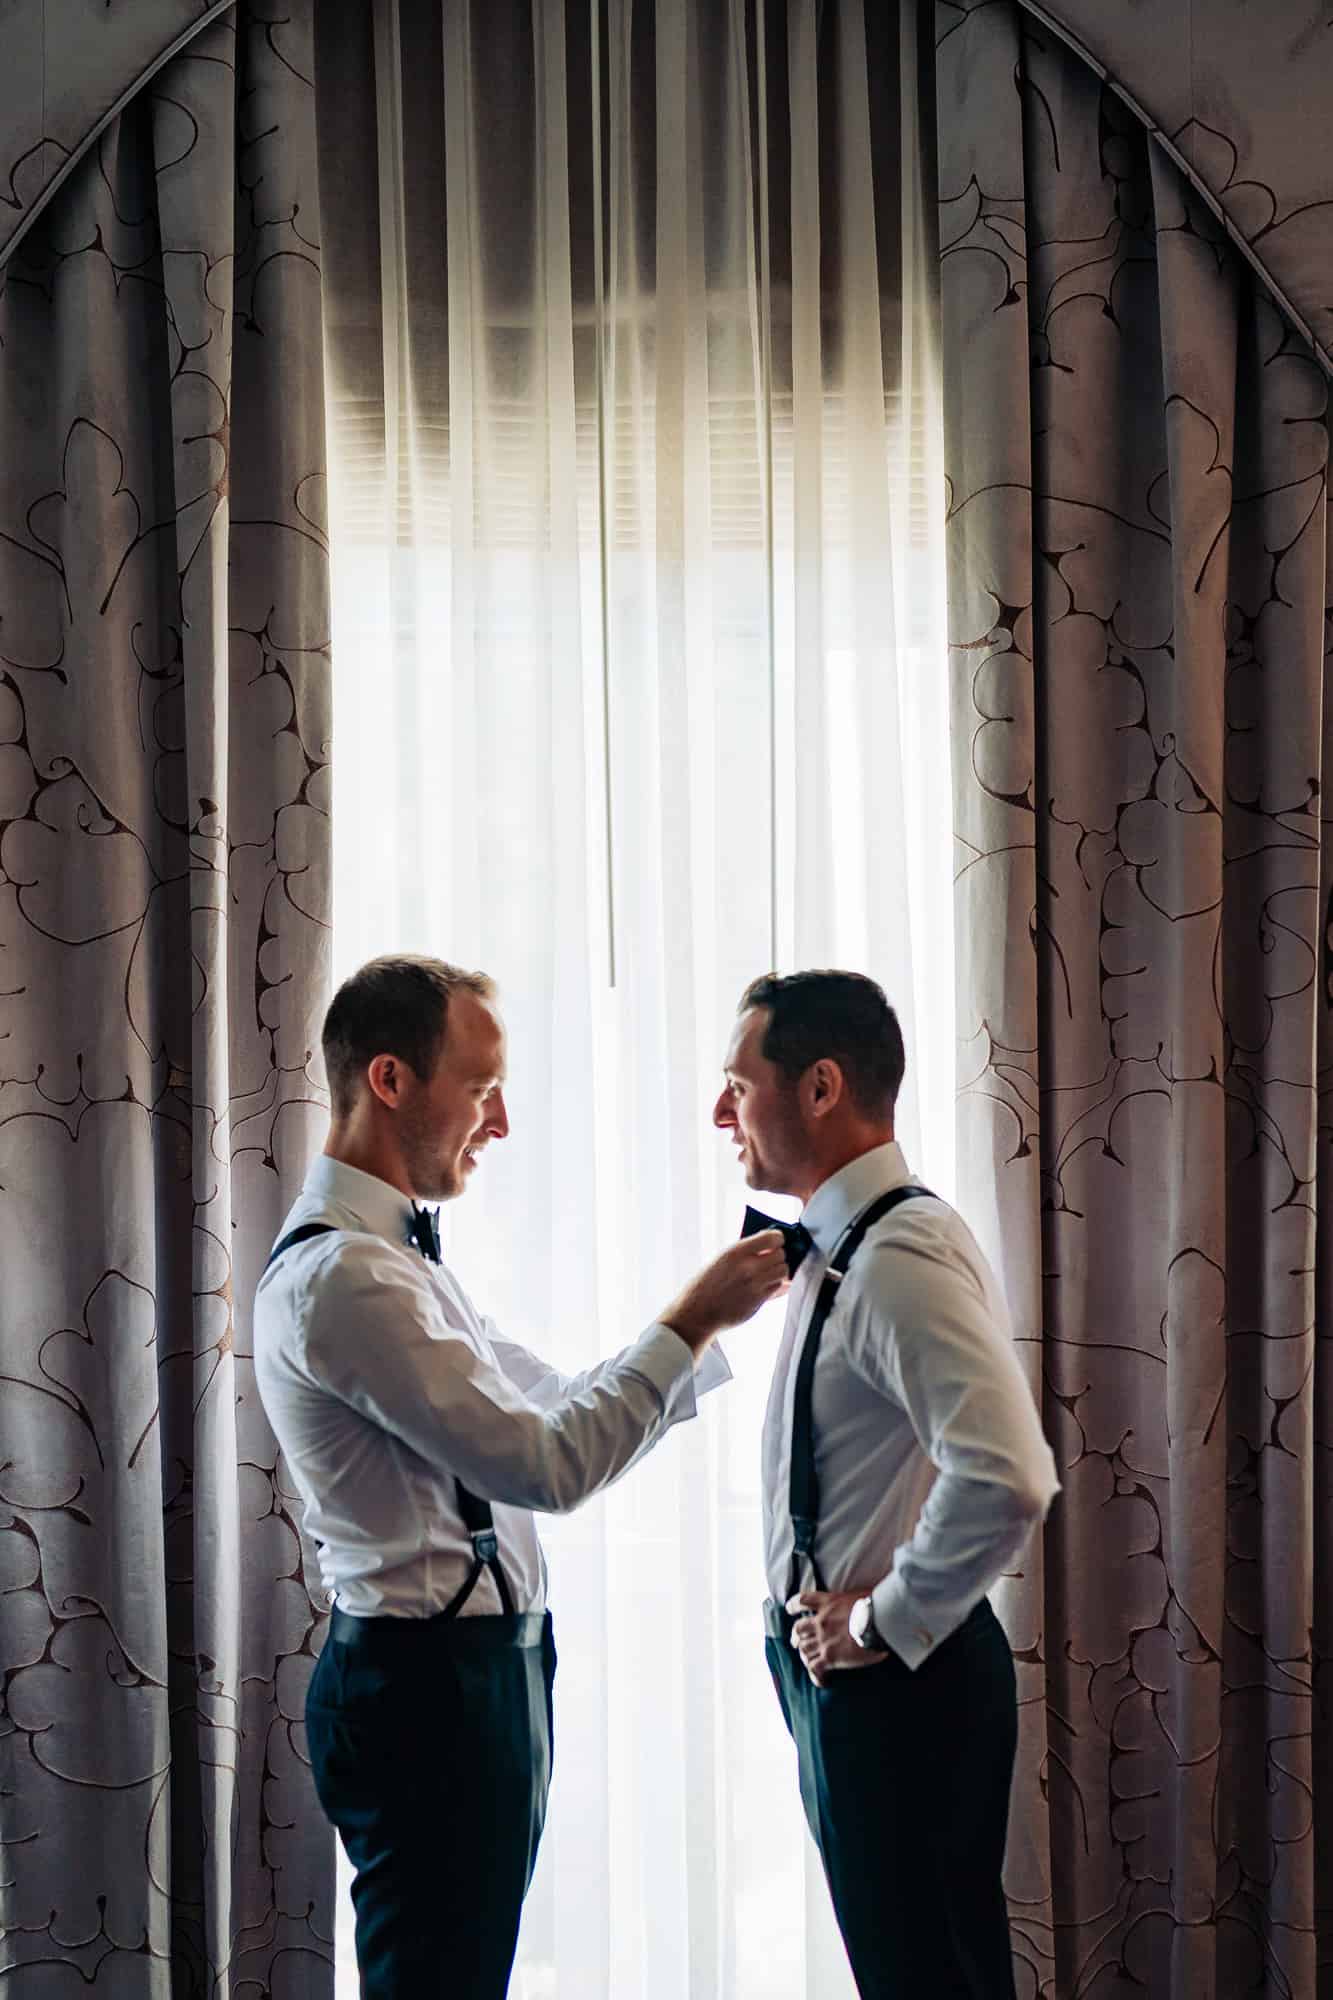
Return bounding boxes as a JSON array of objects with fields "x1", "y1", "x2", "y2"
[
  {"x1": 762, "y1": 1142, "x2": 1059, "y2": 1670},
  {"x1": 254, "y1": 1156, "x2": 730, "y2": 1618}
]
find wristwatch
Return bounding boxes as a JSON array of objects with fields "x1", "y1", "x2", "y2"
[{"x1": 848, "y1": 1594, "x2": 886, "y2": 1652}]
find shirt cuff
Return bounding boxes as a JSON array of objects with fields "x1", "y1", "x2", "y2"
[
  {"x1": 693, "y1": 1341, "x2": 732, "y2": 1397},
  {"x1": 625, "y1": 1321, "x2": 702, "y2": 1421},
  {"x1": 870, "y1": 1570, "x2": 965, "y2": 1673}
]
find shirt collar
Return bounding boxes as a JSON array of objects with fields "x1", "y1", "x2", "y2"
[
  {"x1": 304, "y1": 1154, "x2": 420, "y2": 1251},
  {"x1": 800, "y1": 1140, "x2": 913, "y2": 1258}
]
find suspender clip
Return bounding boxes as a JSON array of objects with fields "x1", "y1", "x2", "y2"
[
  {"x1": 791, "y1": 1514, "x2": 818, "y2": 1554},
  {"x1": 471, "y1": 1530, "x2": 499, "y2": 1564}
]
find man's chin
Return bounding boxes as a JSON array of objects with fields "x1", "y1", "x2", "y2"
[
  {"x1": 444, "y1": 1149, "x2": 484, "y2": 1194},
  {"x1": 744, "y1": 1162, "x2": 795, "y2": 1201},
  {"x1": 411, "y1": 1172, "x2": 464, "y2": 1203}
]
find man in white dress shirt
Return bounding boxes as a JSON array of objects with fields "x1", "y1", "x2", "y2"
[
  {"x1": 254, "y1": 955, "x2": 787, "y2": 1999},
  {"x1": 714, "y1": 971, "x2": 1059, "y2": 1999}
]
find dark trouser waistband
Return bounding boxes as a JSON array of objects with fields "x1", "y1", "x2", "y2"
[{"x1": 329, "y1": 1604, "x2": 551, "y2": 1652}]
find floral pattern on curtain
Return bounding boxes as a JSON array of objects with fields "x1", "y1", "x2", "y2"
[
  {"x1": 938, "y1": 5, "x2": 1332, "y2": 1996},
  {"x1": 0, "y1": 5, "x2": 333, "y2": 1993}
]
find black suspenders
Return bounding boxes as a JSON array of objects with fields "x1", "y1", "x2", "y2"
[
  {"x1": 265, "y1": 1223, "x2": 516, "y2": 1620},
  {"x1": 268, "y1": 1221, "x2": 341, "y2": 1262},
  {"x1": 786, "y1": 1184, "x2": 934, "y2": 1605}
]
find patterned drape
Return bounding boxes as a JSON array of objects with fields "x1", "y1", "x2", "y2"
[
  {"x1": 0, "y1": 6, "x2": 333, "y2": 1993},
  {"x1": 939, "y1": 6, "x2": 1332, "y2": 1996}
]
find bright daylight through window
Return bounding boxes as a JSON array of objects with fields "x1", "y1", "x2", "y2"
[{"x1": 318, "y1": 1, "x2": 952, "y2": 1992}]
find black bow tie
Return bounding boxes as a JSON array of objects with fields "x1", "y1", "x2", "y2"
[
  {"x1": 741, "y1": 1205, "x2": 815, "y2": 1277},
  {"x1": 408, "y1": 1202, "x2": 442, "y2": 1264}
]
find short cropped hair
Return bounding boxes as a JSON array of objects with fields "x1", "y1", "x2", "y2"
[
  {"x1": 739, "y1": 970, "x2": 905, "y2": 1116},
  {"x1": 322, "y1": 955, "x2": 495, "y2": 1119}
]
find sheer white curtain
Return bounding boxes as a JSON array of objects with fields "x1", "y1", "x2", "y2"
[{"x1": 315, "y1": 2, "x2": 949, "y2": 1993}]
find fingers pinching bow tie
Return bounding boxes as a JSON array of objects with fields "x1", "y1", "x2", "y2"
[
  {"x1": 408, "y1": 1202, "x2": 442, "y2": 1264},
  {"x1": 741, "y1": 1205, "x2": 815, "y2": 1277}
]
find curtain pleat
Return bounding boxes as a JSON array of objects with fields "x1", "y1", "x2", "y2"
[
  {"x1": 939, "y1": 9, "x2": 1332, "y2": 1995},
  {"x1": 0, "y1": 7, "x2": 333, "y2": 1996}
]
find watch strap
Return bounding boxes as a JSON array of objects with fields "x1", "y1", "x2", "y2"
[{"x1": 852, "y1": 1595, "x2": 885, "y2": 1651}]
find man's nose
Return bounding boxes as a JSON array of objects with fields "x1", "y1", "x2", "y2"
[
  {"x1": 487, "y1": 1091, "x2": 510, "y2": 1140},
  {"x1": 712, "y1": 1090, "x2": 735, "y2": 1130}
]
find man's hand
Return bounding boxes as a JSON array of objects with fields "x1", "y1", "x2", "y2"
[
  {"x1": 662, "y1": 1232, "x2": 789, "y2": 1355},
  {"x1": 786, "y1": 1590, "x2": 889, "y2": 1686}
]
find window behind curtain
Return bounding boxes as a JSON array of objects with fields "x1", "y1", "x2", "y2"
[{"x1": 314, "y1": 4, "x2": 950, "y2": 1994}]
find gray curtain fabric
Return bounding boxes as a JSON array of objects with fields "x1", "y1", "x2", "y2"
[
  {"x1": 1014, "y1": 0, "x2": 1333, "y2": 380},
  {"x1": 0, "y1": 7, "x2": 334, "y2": 1994},
  {"x1": 0, "y1": 3, "x2": 231, "y2": 273},
  {"x1": 7, "y1": 2, "x2": 1333, "y2": 373},
  {"x1": 938, "y1": 6, "x2": 1332, "y2": 1997}
]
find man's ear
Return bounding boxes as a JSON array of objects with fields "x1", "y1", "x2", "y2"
[
  {"x1": 366, "y1": 1052, "x2": 408, "y2": 1109},
  {"x1": 806, "y1": 1058, "x2": 844, "y2": 1118}
]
